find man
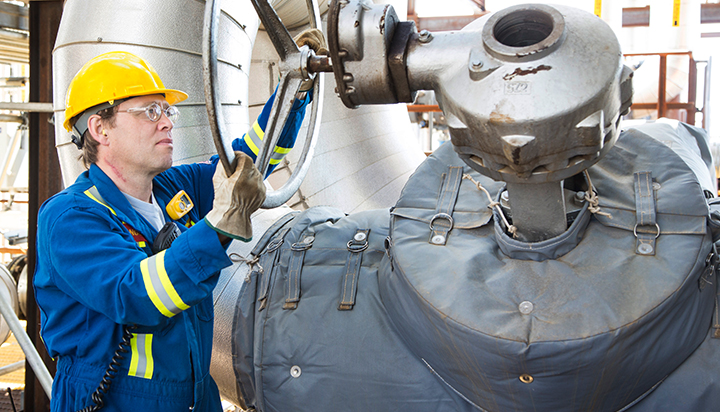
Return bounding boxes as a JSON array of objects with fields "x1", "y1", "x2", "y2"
[{"x1": 34, "y1": 30, "x2": 324, "y2": 412}]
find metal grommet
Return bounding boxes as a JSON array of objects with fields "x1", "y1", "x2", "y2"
[
  {"x1": 519, "y1": 374, "x2": 533, "y2": 384},
  {"x1": 637, "y1": 243, "x2": 654, "y2": 255},
  {"x1": 290, "y1": 365, "x2": 302, "y2": 378},
  {"x1": 633, "y1": 223, "x2": 660, "y2": 239},
  {"x1": 652, "y1": 182, "x2": 661, "y2": 191},
  {"x1": 518, "y1": 301, "x2": 534, "y2": 314},
  {"x1": 354, "y1": 232, "x2": 367, "y2": 242},
  {"x1": 431, "y1": 235, "x2": 446, "y2": 245}
]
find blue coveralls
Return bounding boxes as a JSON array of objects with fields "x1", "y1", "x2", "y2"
[{"x1": 34, "y1": 92, "x2": 309, "y2": 411}]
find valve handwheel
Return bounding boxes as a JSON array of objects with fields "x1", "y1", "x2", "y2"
[{"x1": 203, "y1": 0, "x2": 325, "y2": 208}]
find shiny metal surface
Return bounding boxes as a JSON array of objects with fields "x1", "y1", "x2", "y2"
[
  {"x1": 267, "y1": 0, "x2": 330, "y2": 30},
  {"x1": 328, "y1": 1, "x2": 633, "y2": 184},
  {"x1": 251, "y1": 27, "x2": 425, "y2": 213},
  {"x1": 327, "y1": 1, "x2": 633, "y2": 240},
  {"x1": 205, "y1": 0, "x2": 325, "y2": 208},
  {"x1": 277, "y1": 81, "x2": 425, "y2": 212},
  {"x1": 0, "y1": 264, "x2": 16, "y2": 345},
  {"x1": 402, "y1": 4, "x2": 633, "y2": 185},
  {"x1": 53, "y1": 0, "x2": 258, "y2": 186},
  {"x1": 328, "y1": 0, "x2": 404, "y2": 107}
]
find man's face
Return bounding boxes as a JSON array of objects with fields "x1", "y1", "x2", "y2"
[{"x1": 100, "y1": 94, "x2": 175, "y2": 177}]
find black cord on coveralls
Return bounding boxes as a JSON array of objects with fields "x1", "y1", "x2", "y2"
[
  {"x1": 76, "y1": 223, "x2": 180, "y2": 411},
  {"x1": 76, "y1": 325, "x2": 136, "y2": 412}
]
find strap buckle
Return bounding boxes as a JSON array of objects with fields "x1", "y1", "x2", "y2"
[
  {"x1": 429, "y1": 213, "x2": 454, "y2": 231},
  {"x1": 633, "y1": 223, "x2": 660, "y2": 239}
]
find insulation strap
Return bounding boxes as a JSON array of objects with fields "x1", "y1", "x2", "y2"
[
  {"x1": 250, "y1": 211, "x2": 299, "y2": 257},
  {"x1": 704, "y1": 244, "x2": 720, "y2": 339},
  {"x1": 284, "y1": 234, "x2": 315, "y2": 310},
  {"x1": 339, "y1": 229, "x2": 370, "y2": 310},
  {"x1": 257, "y1": 226, "x2": 292, "y2": 311},
  {"x1": 633, "y1": 171, "x2": 660, "y2": 255},
  {"x1": 429, "y1": 166, "x2": 463, "y2": 245}
]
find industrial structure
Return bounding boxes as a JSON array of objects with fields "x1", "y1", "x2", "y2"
[{"x1": 0, "y1": 0, "x2": 715, "y2": 410}]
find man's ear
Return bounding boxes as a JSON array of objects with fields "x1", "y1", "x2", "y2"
[{"x1": 87, "y1": 114, "x2": 109, "y2": 146}]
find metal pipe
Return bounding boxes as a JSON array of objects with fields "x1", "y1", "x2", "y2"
[
  {"x1": 0, "y1": 360, "x2": 24, "y2": 376},
  {"x1": 0, "y1": 288, "x2": 52, "y2": 398},
  {"x1": 505, "y1": 181, "x2": 567, "y2": 242},
  {"x1": 704, "y1": 56, "x2": 712, "y2": 132},
  {"x1": 0, "y1": 114, "x2": 23, "y2": 123},
  {"x1": 0, "y1": 102, "x2": 52, "y2": 112}
]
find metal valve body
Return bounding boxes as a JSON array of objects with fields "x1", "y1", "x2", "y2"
[{"x1": 330, "y1": 2, "x2": 633, "y2": 241}]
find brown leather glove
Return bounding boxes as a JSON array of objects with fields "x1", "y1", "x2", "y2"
[
  {"x1": 294, "y1": 28, "x2": 328, "y2": 55},
  {"x1": 294, "y1": 28, "x2": 328, "y2": 91},
  {"x1": 204, "y1": 152, "x2": 266, "y2": 242}
]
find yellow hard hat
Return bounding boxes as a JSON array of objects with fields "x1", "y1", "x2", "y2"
[{"x1": 63, "y1": 51, "x2": 188, "y2": 132}]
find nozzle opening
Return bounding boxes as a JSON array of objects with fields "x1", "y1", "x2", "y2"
[{"x1": 493, "y1": 10, "x2": 554, "y2": 47}]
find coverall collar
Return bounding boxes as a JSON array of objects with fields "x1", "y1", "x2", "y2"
[{"x1": 88, "y1": 163, "x2": 163, "y2": 240}]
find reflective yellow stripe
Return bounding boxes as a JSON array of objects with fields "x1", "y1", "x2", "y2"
[
  {"x1": 154, "y1": 251, "x2": 190, "y2": 312},
  {"x1": 243, "y1": 133, "x2": 259, "y2": 155},
  {"x1": 269, "y1": 147, "x2": 292, "y2": 165},
  {"x1": 253, "y1": 121, "x2": 265, "y2": 140},
  {"x1": 140, "y1": 259, "x2": 173, "y2": 317},
  {"x1": 129, "y1": 333, "x2": 154, "y2": 379},
  {"x1": 243, "y1": 120, "x2": 292, "y2": 164},
  {"x1": 84, "y1": 186, "x2": 117, "y2": 216},
  {"x1": 243, "y1": 120, "x2": 264, "y2": 155},
  {"x1": 140, "y1": 250, "x2": 189, "y2": 318}
]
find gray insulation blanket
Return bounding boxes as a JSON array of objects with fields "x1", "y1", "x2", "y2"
[{"x1": 231, "y1": 120, "x2": 720, "y2": 411}]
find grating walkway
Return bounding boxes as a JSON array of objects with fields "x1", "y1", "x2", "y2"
[{"x1": 0, "y1": 323, "x2": 26, "y2": 411}]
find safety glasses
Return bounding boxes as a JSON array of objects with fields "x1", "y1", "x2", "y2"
[{"x1": 118, "y1": 102, "x2": 179, "y2": 123}]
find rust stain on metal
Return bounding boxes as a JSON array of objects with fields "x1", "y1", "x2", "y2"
[
  {"x1": 503, "y1": 65, "x2": 552, "y2": 81},
  {"x1": 379, "y1": 5, "x2": 390, "y2": 35},
  {"x1": 490, "y1": 111, "x2": 515, "y2": 123}
]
